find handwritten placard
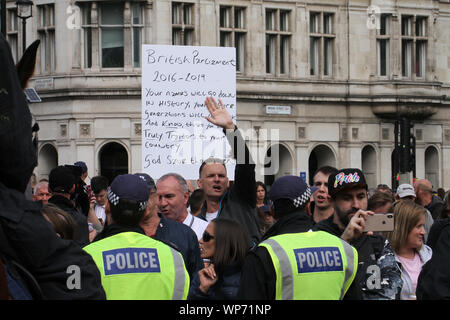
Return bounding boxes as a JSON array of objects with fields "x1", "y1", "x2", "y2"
[{"x1": 141, "y1": 45, "x2": 236, "y2": 180}]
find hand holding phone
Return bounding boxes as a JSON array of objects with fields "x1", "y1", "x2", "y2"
[{"x1": 363, "y1": 213, "x2": 394, "y2": 232}]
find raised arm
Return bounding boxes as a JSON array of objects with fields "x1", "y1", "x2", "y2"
[{"x1": 204, "y1": 97, "x2": 256, "y2": 208}]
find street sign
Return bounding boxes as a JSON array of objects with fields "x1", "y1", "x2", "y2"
[{"x1": 265, "y1": 105, "x2": 291, "y2": 115}]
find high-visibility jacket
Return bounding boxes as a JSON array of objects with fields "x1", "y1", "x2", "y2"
[
  {"x1": 84, "y1": 231, "x2": 189, "y2": 300},
  {"x1": 259, "y1": 231, "x2": 358, "y2": 300}
]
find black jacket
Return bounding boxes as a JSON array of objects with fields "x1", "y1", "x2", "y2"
[
  {"x1": 426, "y1": 195, "x2": 444, "y2": 220},
  {"x1": 417, "y1": 219, "x2": 450, "y2": 299},
  {"x1": 199, "y1": 127, "x2": 261, "y2": 247},
  {"x1": 155, "y1": 213, "x2": 203, "y2": 281},
  {"x1": 188, "y1": 262, "x2": 242, "y2": 300},
  {"x1": 314, "y1": 215, "x2": 402, "y2": 300},
  {"x1": 237, "y1": 210, "x2": 313, "y2": 300},
  {"x1": 0, "y1": 182, "x2": 105, "y2": 299},
  {"x1": 48, "y1": 194, "x2": 90, "y2": 247}
]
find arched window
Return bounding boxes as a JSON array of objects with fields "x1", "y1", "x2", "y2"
[
  {"x1": 264, "y1": 144, "x2": 293, "y2": 187},
  {"x1": 362, "y1": 145, "x2": 377, "y2": 189},
  {"x1": 308, "y1": 145, "x2": 336, "y2": 185},
  {"x1": 425, "y1": 146, "x2": 439, "y2": 190},
  {"x1": 99, "y1": 142, "x2": 129, "y2": 184},
  {"x1": 38, "y1": 144, "x2": 58, "y2": 180}
]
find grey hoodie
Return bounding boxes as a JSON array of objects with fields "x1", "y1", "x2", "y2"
[{"x1": 395, "y1": 245, "x2": 433, "y2": 300}]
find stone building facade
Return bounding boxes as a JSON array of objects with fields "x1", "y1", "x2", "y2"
[{"x1": 4, "y1": 0, "x2": 450, "y2": 189}]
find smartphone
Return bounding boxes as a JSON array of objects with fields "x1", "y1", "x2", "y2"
[{"x1": 363, "y1": 213, "x2": 394, "y2": 232}]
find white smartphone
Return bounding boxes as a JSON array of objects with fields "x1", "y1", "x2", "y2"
[{"x1": 363, "y1": 213, "x2": 394, "y2": 232}]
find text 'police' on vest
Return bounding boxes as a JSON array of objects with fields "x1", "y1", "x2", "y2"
[
  {"x1": 102, "y1": 248, "x2": 161, "y2": 275},
  {"x1": 294, "y1": 247, "x2": 343, "y2": 273}
]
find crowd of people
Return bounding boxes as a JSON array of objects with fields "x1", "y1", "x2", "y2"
[{"x1": 1, "y1": 33, "x2": 450, "y2": 301}]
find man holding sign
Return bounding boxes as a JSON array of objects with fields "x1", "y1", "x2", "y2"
[{"x1": 197, "y1": 97, "x2": 261, "y2": 248}]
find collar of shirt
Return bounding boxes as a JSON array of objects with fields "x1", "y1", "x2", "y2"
[{"x1": 182, "y1": 212, "x2": 195, "y2": 228}]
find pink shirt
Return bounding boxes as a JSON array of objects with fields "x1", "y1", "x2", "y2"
[{"x1": 398, "y1": 252, "x2": 422, "y2": 295}]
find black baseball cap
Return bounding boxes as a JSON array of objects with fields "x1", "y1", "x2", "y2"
[
  {"x1": 49, "y1": 166, "x2": 76, "y2": 194},
  {"x1": 327, "y1": 168, "x2": 368, "y2": 198}
]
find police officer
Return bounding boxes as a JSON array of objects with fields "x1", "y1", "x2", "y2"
[
  {"x1": 238, "y1": 175, "x2": 358, "y2": 300},
  {"x1": 83, "y1": 174, "x2": 189, "y2": 300}
]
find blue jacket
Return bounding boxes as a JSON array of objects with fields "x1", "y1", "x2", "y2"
[
  {"x1": 155, "y1": 213, "x2": 203, "y2": 281},
  {"x1": 188, "y1": 262, "x2": 242, "y2": 300}
]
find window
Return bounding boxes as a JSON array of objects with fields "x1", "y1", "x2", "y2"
[
  {"x1": 37, "y1": 4, "x2": 55, "y2": 73},
  {"x1": 6, "y1": 9, "x2": 18, "y2": 63},
  {"x1": 132, "y1": 3, "x2": 144, "y2": 68},
  {"x1": 416, "y1": 40, "x2": 426, "y2": 77},
  {"x1": 81, "y1": 2, "x2": 145, "y2": 69},
  {"x1": 376, "y1": 14, "x2": 390, "y2": 76},
  {"x1": 172, "y1": 2, "x2": 194, "y2": 45},
  {"x1": 401, "y1": 38, "x2": 412, "y2": 77},
  {"x1": 82, "y1": 3, "x2": 92, "y2": 68},
  {"x1": 309, "y1": 12, "x2": 335, "y2": 76},
  {"x1": 265, "y1": 8, "x2": 291, "y2": 75},
  {"x1": 401, "y1": 15, "x2": 427, "y2": 78},
  {"x1": 219, "y1": 6, "x2": 246, "y2": 72},
  {"x1": 101, "y1": 4, "x2": 124, "y2": 68}
]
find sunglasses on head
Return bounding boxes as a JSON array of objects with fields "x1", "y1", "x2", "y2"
[{"x1": 202, "y1": 231, "x2": 215, "y2": 242}]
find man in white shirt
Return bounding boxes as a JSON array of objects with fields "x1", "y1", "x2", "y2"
[
  {"x1": 156, "y1": 173, "x2": 209, "y2": 240},
  {"x1": 90, "y1": 176, "x2": 109, "y2": 226}
]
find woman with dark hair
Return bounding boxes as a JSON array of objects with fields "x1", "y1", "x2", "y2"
[
  {"x1": 256, "y1": 181, "x2": 268, "y2": 208},
  {"x1": 256, "y1": 181, "x2": 275, "y2": 235},
  {"x1": 188, "y1": 218, "x2": 248, "y2": 300}
]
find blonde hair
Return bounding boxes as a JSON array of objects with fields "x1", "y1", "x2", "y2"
[{"x1": 384, "y1": 200, "x2": 426, "y2": 253}]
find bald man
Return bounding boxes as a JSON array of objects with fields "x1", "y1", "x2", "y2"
[{"x1": 414, "y1": 179, "x2": 444, "y2": 220}]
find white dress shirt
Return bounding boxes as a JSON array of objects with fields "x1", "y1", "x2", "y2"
[{"x1": 182, "y1": 212, "x2": 209, "y2": 241}]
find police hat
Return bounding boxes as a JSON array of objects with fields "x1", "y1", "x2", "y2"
[
  {"x1": 134, "y1": 173, "x2": 156, "y2": 191},
  {"x1": 269, "y1": 175, "x2": 317, "y2": 209},
  {"x1": 108, "y1": 174, "x2": 150, "y2": 211}
]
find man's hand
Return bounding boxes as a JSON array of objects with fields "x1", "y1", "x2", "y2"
[
  {"x1": 204, "y1": 97, "x2": 235, "y2": 131},
  {"x1": 341, "y1": 210, "x2": 374, "y2": 243}
]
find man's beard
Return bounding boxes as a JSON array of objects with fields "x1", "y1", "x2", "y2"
[{"x1": 334, "y1": 205, "x2": 358, "y2": 227}]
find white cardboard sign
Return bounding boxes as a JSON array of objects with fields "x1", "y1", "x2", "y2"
[{"x1": 141, "y1": 45, "x2": 236, "y2": 180}]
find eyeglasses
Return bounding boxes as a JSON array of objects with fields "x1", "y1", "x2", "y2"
[{"x1": 202, "y1": 231, "x2": 215, "y2": 242}]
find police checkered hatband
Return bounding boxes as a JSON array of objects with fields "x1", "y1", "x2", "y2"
[
  {"x1": 292, "y1": 186, "x2": 312, "y2": 208},
  {"x1": 138, "y1": 201, "x2": 148, "y2": 211},
  {"x1": 107, "y1": 188, "x2": 148, "y2": 211},
  {"x1": 107, "y1": 188, "x2": 120, "y2": 206}
]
